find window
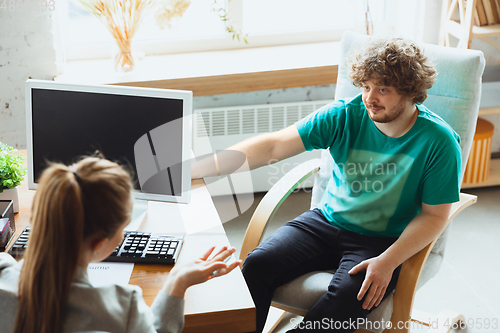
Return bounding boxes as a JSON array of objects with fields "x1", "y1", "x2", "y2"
[
  {"x1": 59, "y1": 0, "x2": 227, "y2": 60},
  {"x1": 55, "y1": 0, "x2": 409, "y2": 61},
  {"x1": 242, "y1": 0, "x2": 365, "y2": 35}
]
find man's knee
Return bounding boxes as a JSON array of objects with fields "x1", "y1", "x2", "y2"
[{"x1": 241, "y1": 247, "x2": 270, "y2": 281}]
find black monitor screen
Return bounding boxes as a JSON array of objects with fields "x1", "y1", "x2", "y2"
[{"x1": 31, "y1": 88, "x2": 185, "y2": 197}]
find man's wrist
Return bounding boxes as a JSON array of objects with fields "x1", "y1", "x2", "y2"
[{"x1": 377, "y1": 251, "x2": 401, "y2": 271}]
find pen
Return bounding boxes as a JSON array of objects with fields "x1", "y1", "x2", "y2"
[{"x1": 210, "y1": 255, "x2": 232, "y2": 278}]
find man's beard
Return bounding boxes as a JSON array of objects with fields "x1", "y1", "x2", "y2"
[{"x1": 366, "y1": 99, "x2": 406, "y2": 123}]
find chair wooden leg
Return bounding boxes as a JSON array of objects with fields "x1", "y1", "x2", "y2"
[
  {"x1": 264, "y1": 306, "x2": 288, "y2": 333},
  {"x1": 426, "y1": 309, "x2": 465, "y2": 333},
  {"x1": 355, "y1": 329, "x2": 389, "y2": 333}
]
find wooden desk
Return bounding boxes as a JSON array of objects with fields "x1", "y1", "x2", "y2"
[{"x1": 7, "y1": 164, "x2": 256, "y2": 333}]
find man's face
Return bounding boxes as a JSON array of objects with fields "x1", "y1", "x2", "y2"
[{"x1": 361, "y1": 80, "x2": 413, "y2": 124}]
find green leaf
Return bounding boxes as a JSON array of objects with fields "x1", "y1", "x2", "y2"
[{"x1": 0, "y1": 142, "x2": 27, "y2": 190}]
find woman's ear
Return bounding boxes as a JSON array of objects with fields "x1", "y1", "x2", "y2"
[{"x1": 90, "y1": 237, "x2": 108, "y2": 257}]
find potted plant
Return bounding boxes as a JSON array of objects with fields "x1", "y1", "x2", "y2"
[{"x1": 0, "y1": 143, "x2": 27, "y2": 213}]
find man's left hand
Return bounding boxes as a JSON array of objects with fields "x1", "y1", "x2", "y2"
[{"x1": 348, "y1": 256, "x2": 396, "y2": 310}]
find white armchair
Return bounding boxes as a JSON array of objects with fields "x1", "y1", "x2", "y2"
[{"x1": 239, "y1": 31, "x2": 485, "y2": 333}]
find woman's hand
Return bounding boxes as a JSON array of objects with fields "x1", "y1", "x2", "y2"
[{"x1": 162, "y1": 246, "x2": 241, "y2": 299}]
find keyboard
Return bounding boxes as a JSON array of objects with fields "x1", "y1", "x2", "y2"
[{"x1": 8, "y1": 227, "x2": 183, "y2": 265}]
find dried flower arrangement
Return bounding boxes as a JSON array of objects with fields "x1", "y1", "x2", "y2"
[
  {"x1": 76, "y1": 0, "x2": 246, "y2": 72},
  {"x1": 76, "y1": 0, "x2": 189, "y2": 71},
  {"x1": 155, "y1": 0, "x2": 191, "y2": 29}
]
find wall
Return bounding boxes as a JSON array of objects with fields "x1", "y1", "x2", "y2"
[{"x1": 0, "y1": 8, "x2": 57, "y2": 149}]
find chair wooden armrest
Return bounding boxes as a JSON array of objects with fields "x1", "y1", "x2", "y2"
[
  {"x1": 239, "y1": 158, "x2": 322, "y2": 265},
  {"x1": 389, "y1": 192, "x2": 477, "y2": 333}
]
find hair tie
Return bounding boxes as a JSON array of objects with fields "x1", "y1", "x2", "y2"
[{"x1": 73, "y1": 171, "x2": 82, "y2": 184}]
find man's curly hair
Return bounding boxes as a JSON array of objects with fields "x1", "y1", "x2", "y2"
[{"x1": 347, "y1": 38, "x2": 437, "y2": 104}]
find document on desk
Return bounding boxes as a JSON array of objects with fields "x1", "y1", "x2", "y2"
[{"x1": 87, "y1": 263, "x2": 135, "y2": 287}]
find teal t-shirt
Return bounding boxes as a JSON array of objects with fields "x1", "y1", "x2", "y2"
[{"x1": 296, "y1": 94, "x2": 461, "y2": 237}]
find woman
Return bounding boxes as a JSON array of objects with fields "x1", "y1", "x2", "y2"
[{"x1": 0, "y1": 156, "x2": 240, "y2": 333}]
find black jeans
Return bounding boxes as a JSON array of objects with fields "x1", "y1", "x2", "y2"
[{"x1": 241, "y1": 209, "x2": 401, "y2": 333}]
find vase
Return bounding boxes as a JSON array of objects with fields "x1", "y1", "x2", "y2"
[
  {"x1": 0, "y1": 187, "x2": 19, "y2": 213},
  {"x1": 113, "y1": 38, "x2": 135, "y2": 73}
]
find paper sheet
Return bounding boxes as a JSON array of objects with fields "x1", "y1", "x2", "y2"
[{"x1": 87, "y1": 262, "x2": 135, "y2": 287}]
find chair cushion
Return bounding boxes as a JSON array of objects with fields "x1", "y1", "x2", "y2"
[{"x1": 273, "y1": 271, "x2": 393, "y2": 333}]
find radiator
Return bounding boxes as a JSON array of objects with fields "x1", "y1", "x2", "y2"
[{"x1": 193, "y1": 99, "x2": 334, "y2": 195}]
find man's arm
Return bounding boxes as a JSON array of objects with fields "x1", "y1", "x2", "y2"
[
  {"x1": 192, "y1": 125, "x2": 306, "y2": 179},
  {"x1": 349, "y1": 202, "x2": 452, "y2": 310}
]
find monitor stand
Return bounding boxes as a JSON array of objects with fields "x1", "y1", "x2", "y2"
[{"x1": 125, "y1": 199, "x2": 148, "y2": 231}]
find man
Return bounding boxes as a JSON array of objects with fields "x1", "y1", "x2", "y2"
[{"x1": 193, "y1": 37, "x2": 461, "y2": 332}]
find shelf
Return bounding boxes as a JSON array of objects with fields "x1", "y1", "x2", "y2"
[
  {"x1": 446, "y1": 20, "x2": 500, "y2": 38},
  {"x1": 462, "y1": 158, "x2": 500, "y2": 189},
  {"x1": 472, "y1": 23, "x2": 500, "y2": 36},
  {"x1": 56, "y1": 42, "x2": 341, "y2": 97},
  {"x1": 479, "y1": 107, "x2": 500, "y2": 116},
  {"x1": 114, "y1": 66, "x2": 339, "y2": 97},
  {"x1": 440, "y1": 0, "x2": 500, "y2": 50}
]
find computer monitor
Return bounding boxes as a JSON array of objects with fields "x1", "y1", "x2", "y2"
[{"x1": 25, "y1": 79, "x2": 192, "y2": 204}]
